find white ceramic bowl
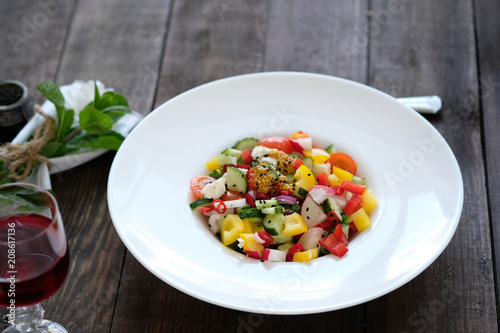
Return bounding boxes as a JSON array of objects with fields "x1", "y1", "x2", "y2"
[{"x1": 107, "y1": 72, "x2": 463, "y2": 314}]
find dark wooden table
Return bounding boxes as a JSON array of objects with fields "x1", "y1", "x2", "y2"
[{"x1": 1, "y1": 1, "x2": 499, "y2": 332}]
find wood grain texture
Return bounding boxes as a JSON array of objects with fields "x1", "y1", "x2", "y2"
[
  {"x1": 475, "y1": 0, "x2": 500, "y2": 318},
  {"x1": 0, "y1": 0, "x2": 76, "y2": 102},
  {"x1": 264, "y1": 0, "x2": 369, "y2": 83},
  {"x1": 56, "y1": 0, "x2": 172, "y2": 114},
  {"x1": 367, "y1": 0, "x2": 498, "y2": 332}
]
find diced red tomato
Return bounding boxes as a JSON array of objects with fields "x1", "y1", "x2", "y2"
[
  {"x1": 257, "y1": 232, "x2": 275, "y2": 247},
  {"x1": 256, "y1": 192, "x2": 271, "y2": 200},
  {"x1": 286, "y1": 243, "x2": 304, "y2": 262},
  {"x1": 343, "y1": 195, "x2": 363, "y2": 216},
  {"x1": 316, "y1": 172, "x2": 331, "y2": 187},
  {"x1": 245, "y1": 192, "x2": 256, "y2": 208},
  {"x1": 279, "y1": 190, "x2": 293, "y2": 196},
  {"x1": 294, "y1": 158, "x2": 303, "y2": 170},
  {"x1": 259, "y1": 136, "x2": 294, "y2": 154},
  {"x1": 349, "y1": 223, "x2": 358, "y2": 231},
  {"x1": 328, "y1": 152, "x2": 357, "y2": 175},
  {"x1": 247, "y1": 168, "x2": 257, "y2": 190},
  {"x1": 319, "y1": 234, "x2": 349, "y2": 257},
  {"x1": 190, "y1": 175, "x2": 216, "y2": 199},
  {"x1": 314, "y1": 219, "x2": 334, "y2": 231},
  {"x1": 333, "y1": 224, "x2": 348, "y2": 246},
  {"x1": 341, "y1": 180, "x2": 366, "y2": 195},
  {"x1": 221, "y1": 190, "x2": 245, "y2": 201},
  {"x1": 241, "y1": 149, "x2": 253, "y2": 164}
]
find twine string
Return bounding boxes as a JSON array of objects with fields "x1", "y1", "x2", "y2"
[{"x1": 0, "y1": 105, "x2": 55, "y2": 180}]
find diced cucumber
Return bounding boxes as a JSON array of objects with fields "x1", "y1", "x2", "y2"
[
  {"x1": 232, "y1": 137, "x2": 259, "y2": 151},
  {"x1": 189, "y1": 197, "x2": 213, "y2": 211},
  {"x1": 277, "y1": 241, "x2": 295, "y2": 252},
  {"x1": 323, "y1": 197, "x2": 342, "y2": 218},
  {"x1": 248, "y1": 217, "x2": 264, "y2": 223},
  {"x1": 289, "y1": 153, "x2": 301, "y2": 159},
  {"x1": 282, "y1": 203, "x2": 301, "y2": 214},
  {"x1": 227, "y1": 239, "x2": 245, "y2": 254},
  {"x1": 301, "y1": 156, "x2": 314, "y2": 170},
  {"x1": 263, "y1": 214, "x2": 285, "y2": 236},
  {"x1": 255, "y1": 199, "x2": 279, "y2": 209},
  {"x1": 342, "y1": 213, "x2": 352, "y2": 224},
  {"x1": 325, "y1": 144, "x2": 337, "y2": 154},
  {"x1": 218, "y1": 154, "x2": 238, "y2": 166},
  {"x1": 341, "y1": 222, "x2": 350, "y2": 239},
  {"x1": 286, "y1": 174, "x2": 295, "y2": 183},
  {"x1": 351, "y1": 175, "x2": 366, "y2": 185},
  {"x1": 239, "y1": 208, "x2": 264, "y2": 219},
  {"x1": 208, "y1": 169, "x2": 223, "y2": 179},
  {"x1": 271, "y1": 234, "x2": 293, "y2": 245},
  {"x1": 261, "y1": 206, "x2": 284, "y2": 215},
  {"x1": 221, "y1": 148, "x2": 242, "y2": 158},
  {"x1": 226, "y1": 166, "x2": 248, "y2": 193},
  {"x1": 297, "y1": 187, "x2": 308, "y2": 198}
]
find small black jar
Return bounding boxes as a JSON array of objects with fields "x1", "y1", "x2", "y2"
[{"x1": 0, "y1": 80, "x2": 33, "y2": 143}]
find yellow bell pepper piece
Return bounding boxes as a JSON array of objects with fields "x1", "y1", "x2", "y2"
[
  {"x1": 361, "y1": 190, "x2": 378, "y2": 215},
  {"x1": 293, "y1": 248, "x2": 319, "y2": 262},
  {"x1": 328, "y1": 173, "x2": 342, "y2": 187},
  {"x1": 302, "y1": 148, "x2": 330, "y2": 164},
  {"x1": 283, "y1": 212, "x2": 308, "y2": 236},
  {"x1": 242, "y1": 219, "x2": 265, "y2": 234},
  {"x1": 206, "y1": 156, "x2": 220, "y2": 172},
  {"x1": 239, "y1": 233, "x2": 265, "y2": 252},
  {"x1": 349, "y1": 208, "x2": 371, "y2": 231},
  {"x1": 332, "y1": 166, "x2": 353, "y2": 182},
  {"x1": 294, "y1": 164, "x2": 315, "y2": 191},
  {"x1": 220, "y1": 214, "x2": 245, "y2": 246}
]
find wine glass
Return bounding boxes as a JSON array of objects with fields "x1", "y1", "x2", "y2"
[{"x1": 0, "y1": 183, "x2": 69, "y2": 333}]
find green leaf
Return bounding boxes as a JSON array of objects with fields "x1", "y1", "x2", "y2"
[
  {"x1": 93, "y1": 81, "x2": 101, "y2": 110},
  {"x1": 102, "y1": 105, "x2": 131, "y2": 122},
  {"x1": 36, "y1": 82, "x2": 65, "y2": 107},
  {"x1": 99, "y1": 92, "x2": 129, "y2": 109},
  {"x1": 40, "y1": 140, "x2": 66, "y2": 158},
  {"x1": 80, "y1": 131, "x2": 125, "y2": 150},
  {"x1": 79, "y1": 106, "x2": 113, "y2": 135},
  {"x1": 0, "y1": 186, "x2": 51, "y2": 215},
  {"x1": 55, "y1": 106, "x2": 75, "y2": 142}
]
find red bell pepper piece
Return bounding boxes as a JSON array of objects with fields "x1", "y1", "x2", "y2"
[
  {"x1": 319, "y1": 234, "x2": 349, "y2": 257},
  {"x1": 294, "y1": 158, "x2": 303, "y2": 170},
  {"x1": 241, "y1": 149, "x2": 253, "y2": 164},
  {"x1": 343, "y1": 195, "x2": 363, "y2": 216},
  {"x1": 257, "y1": 232, "x2": 275, "y2": 248},
  {"x1": 286, "y1": 243, "x2": 304, "y2": 262},
  {"x1": 247, "y1": 168, "x2": 257, "y2": 190},
  {"x1": 316, "y1": 172, "x2": 331, "y2": 187},
  {"x1": 314, "y1": 219, "x2": 334, "y2": 231},
  {"x1": 333, "y1": 224, "x2": 348, "y2": 246},
  {"x1": 244, "y1": 250, "x2": 262, "y2": 259},
  {"x1": 341, "y1": 180, "x2": 367, "y2": 195},
  {"x1": 245, "y1": 192, "x2": 256, "y2": 208}
]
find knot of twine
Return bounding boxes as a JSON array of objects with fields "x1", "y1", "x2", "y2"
[{"x1": 0, "y1": 105, "x2": 55, "y2": 180}]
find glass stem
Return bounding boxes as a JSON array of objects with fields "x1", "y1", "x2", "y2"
[{"x1": 5, "y1": 304, "x2": 44, "y2": 332}]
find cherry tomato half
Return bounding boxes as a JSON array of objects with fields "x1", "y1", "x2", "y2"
[
  {"x1": 190, "y1": 175, "x2": 216, "y2": 199},
  {"x1": 221, "y1": 190, "x2": 245, "y2": 201},
  {"x1": 327, "y1": 152, "x2": 357, "y2": 175},
  {"x1": 259, "y1": 136, "x2": 294, "y2": 154}
]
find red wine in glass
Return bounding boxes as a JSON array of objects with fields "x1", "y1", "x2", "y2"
[
  {"x1": 0, "y1": 183, "x2": 69, "y2": 333},
  {"x1": 0, "y1": 214, "x2": 69, "y2": 307}
]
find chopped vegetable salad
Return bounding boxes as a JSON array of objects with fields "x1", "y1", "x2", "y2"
[{"x1": 189, "y1": 131, "x2": 377, "y2": 262}]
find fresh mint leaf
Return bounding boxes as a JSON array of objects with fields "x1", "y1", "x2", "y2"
[
  {"x1": 99, "y1": 92, "x2": 129, "y2": 108},
  {"x1": 102, "y1": 105, "x2": 131, "y2": 122},
  {"x1": 0, "y1": 186, "x2": 51, "y2": 215},
  {"x1": 93, "y1": 81, "x2": 101, "y2": 109},
  {"x1": 76, "y1": 131, "x2": 125, "y2": 150},
  {"x1": 36, "y1": 82, "x2": 65, "y2": 107},
  {"x1": 55, "y1": 106, "x2": 75, "y2": 142},
  {"x1": 79, "y1": 106, "x2": 113, "y2": 135},
  {"x1": 40, "y1": 140, "x2": 66, "y2": 158}
]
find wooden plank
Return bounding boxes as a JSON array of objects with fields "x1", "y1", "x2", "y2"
[
  {"x1": 264, "y1": 0, "x2": 369, "y2": 84},
  {"x1": 366, "y1": 0, "x2": 498, "y2": 332},
  {"x1": 36, "y1": 0, "x2": 173, "y2": 332},
  {"x1": 0, "y1": 0, "x2": 76, "y2": 103},
  {"x1": 110, "y1": 1, "x2": 269, "y2": 332},
  {"x1": 475, "y1": 0, "x2": 500, "y2": 318}
]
